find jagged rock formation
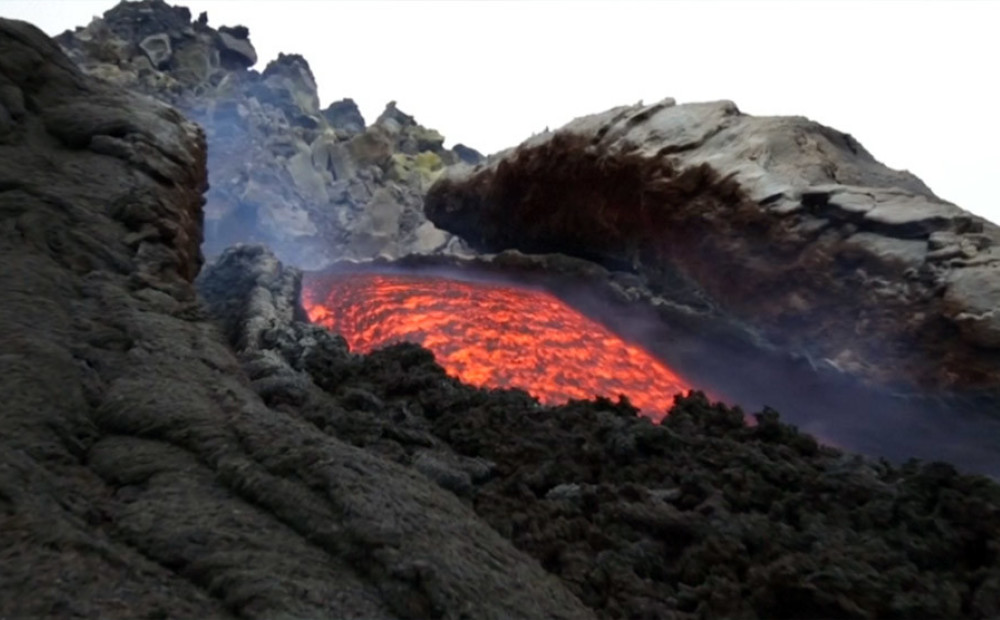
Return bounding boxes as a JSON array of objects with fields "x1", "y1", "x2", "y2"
[
  {"x1": 0, "y1": 18, "x2": 591, "y2": 619},
  {"x1": 426, "y1": 99, "x2": 1000, "y2": 392},
  {"x1": 53, "y1": 0, "x2": 479, "y2": 269}
]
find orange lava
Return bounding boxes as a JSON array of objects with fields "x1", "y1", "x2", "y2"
[{"x1": 302, "y1": 272, "x2": 693, "y2": 418}]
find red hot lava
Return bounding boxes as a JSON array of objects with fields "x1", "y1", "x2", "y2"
[{"x1": 302, "y1": 272, "x2": 693, "y2": 419}]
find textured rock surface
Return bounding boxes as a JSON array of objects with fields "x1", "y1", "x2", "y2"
[
  {"x1": 427, "y1": 99, "x2": 1000, "y2": 391},
  {"x1": 5, "y1": 16, "x2": 1000, "y2": 619},
  {"x1": 0, "y1": 18, "x2": 593, "y2": 619},
  {"x1": 54, "y1": 0, "x2": 479, "y2": 269},
  {"x1": 201, "y1": 246, "x2": 1000, "y2": 620}
]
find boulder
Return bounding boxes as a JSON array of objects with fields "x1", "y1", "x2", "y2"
[
  {"x1": 138, "y1": 32, "x2": 171, "y2": 68},
  {"x1": 101, "y1": 0, "x2": 194, "y2": 42},
  {"x1": 323, "y1": 97, "x2": 366, "y2": 135},
  {"x1": 453, "y1": 142, "x2": 484, "y2": 165},
  {"x1": 376, "y1": 99, "x2": 417, "y2": 131},
  {"x1": 216, "y1": 27, "x2": 256, "y2": 68},
  {"x1": 169, "y1": 33, "x2": 218, "y2": 87},
  {"x1": 262, "y1": 52, "x2": 319, "y2": 114}
]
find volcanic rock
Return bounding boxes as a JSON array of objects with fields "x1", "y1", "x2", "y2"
[
  {"x1": 201, "y1": 246, "x2": 1000, "y2": 620},
  {"x1": 216, "y1": 25, "x2": 256, "y2": 68},
  {"x1": 426, "y1": 98, "x2": 1000, "y2": 392},
  {"x1": 0, "y1": 18, "x2": 595, "y2": 619},
  {"x1": 452, "y1": 142, "x2": 484, "y2": 165},
  {"x1": 54, "y1": 0, "x2": 466, "y2": 268},
  {"x1": 323, "y1": 97, "x2": 367, "y2": 136},
  {"x1": 9, "y1": 5, "x2": 1000, "y2": 619},
  {"x1": 138, "y1": 32, "x2": 171, "y2": 68}
]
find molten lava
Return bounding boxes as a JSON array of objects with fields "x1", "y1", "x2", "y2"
[{"x1": 302, "y1": 272, "x2": 693, "y2": 418}]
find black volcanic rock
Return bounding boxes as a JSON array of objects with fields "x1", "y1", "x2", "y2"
[
  {"x1": 0, "y1": 18, "x2": 595, "y2": 620},
  {"x1": 199, "y1": 246, "x2": 1000, "y2": 620}
]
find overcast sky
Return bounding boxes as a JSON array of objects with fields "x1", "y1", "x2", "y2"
[{"x1": 4, "y1": 0, "x2": 998, "y2": 223}]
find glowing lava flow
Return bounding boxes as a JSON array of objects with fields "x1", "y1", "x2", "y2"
[{"x1": 302, "y1": 272, "x2": 693, "y2": 418}]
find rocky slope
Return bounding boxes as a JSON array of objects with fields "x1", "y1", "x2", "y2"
[
  {"x1": 53, "y1": 0, "x2": 480, "y2": 269},
  {"x1": 199, "y1": 244, "x2": 1000, "y2": 620},
  {"x1": 4, "y1": 11, "x2": 1000, "y2": 620},
  {"x1": 426, "y1": 99, "x2": 1000, "y2": 394},
  {"x1": 0, "y1": 18, "x2": 590, "y2": 619}
]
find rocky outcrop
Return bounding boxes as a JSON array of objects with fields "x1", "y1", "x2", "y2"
[
  {"x1": 426, "y1": 99, "x2": 1000, "y2": 392},
  {"x1": 54, "y1": 0, "x2": 477, "y2": 268},
  {"x1": 0, "y1": 18, "x2": 595, "y2": 619}
]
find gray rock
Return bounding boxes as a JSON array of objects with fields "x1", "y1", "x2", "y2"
[
  {"x1": 102, "y1": 0, "x2": 194, "y2": 43},
  {"x1": 323, "y1": 97, "x2": 366, "y2": 135},
  {"x1": 55, "y1": 7, "x2": 470, "y2": 269},
  {"x1": 412, "y1": 451, "x2": 474, "y2": 496},
  {"x1": 138, "y1": 33, "x2": 171, "y2": 68},
  {"x1": 408, "y1": 220, "x2": 449, "y2": 254},
  {"x1": 843, "y1": 232, "x2": 927, "y2": 272},
  {"x1": 453, "y1": 143, "x2": 484, "y2": 165},
  {"x1": 943, "y1": 265, "x2": 1000, "y2": 348},
  {"x1": 169, "y1": 35, "x2": 217, "y2": 86},
  {"x1": 864, "y1": 195, "x2": 972, "y2": 237},
  {"x1": 546, "y1": 483, "x2": 584, "y2": 502},
  {"x1": 216, "y1": 30, "x2": 257, "y2": 68},
  {"x1": 311, "y1": 135, "x2": 357, "y2": 180},
  {"x1": 262, "y1": 52, "x2": 320, "y2": 114},
  {"x1": 426, "y1": 96, "x2": 1000, "y2": 390}
]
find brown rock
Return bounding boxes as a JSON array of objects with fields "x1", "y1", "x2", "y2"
[{"x1": 426, "y1": 98, "x2": 1000, "y2": 389}]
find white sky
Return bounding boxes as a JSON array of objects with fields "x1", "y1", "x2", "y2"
[{"x1": 3, "y1": 0, "x2": 998, "y2": 223}]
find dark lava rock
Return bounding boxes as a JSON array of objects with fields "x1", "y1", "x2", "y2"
[
  {"x1": 0, "y1": 19, "x2": 594, "y2": 620},
  {"x1": 203, "y1": 245, "x2": 1000, "y2": 620}
]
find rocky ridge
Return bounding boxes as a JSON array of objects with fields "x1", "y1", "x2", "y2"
[
  {"x1": 426, "y1": 99, "x2": 1000, "y2": 392},
  {"x1": 54, "y1": 0, "x2": 481, "y2": 269}
]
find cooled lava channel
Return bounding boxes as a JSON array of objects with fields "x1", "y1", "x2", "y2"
[{"x1": 303, "y1": 272, "x2": 693, "y2": 418}]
